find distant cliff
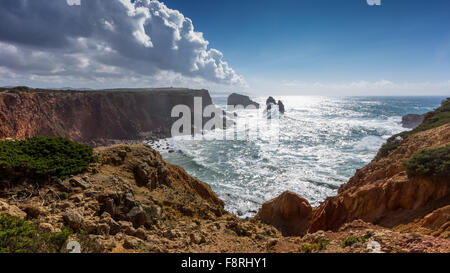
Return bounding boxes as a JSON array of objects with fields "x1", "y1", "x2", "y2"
[{"x1": 0, "y1": 87, "x2": 213, "y2": 146}]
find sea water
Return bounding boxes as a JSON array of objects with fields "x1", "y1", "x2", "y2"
[{"x1": 149, "y1": 96, "x2": 445, "y2": 218}]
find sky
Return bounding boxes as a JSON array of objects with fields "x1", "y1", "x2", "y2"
[{"x1": 0, "y1": 0, "x2": 449, "y2": 95}]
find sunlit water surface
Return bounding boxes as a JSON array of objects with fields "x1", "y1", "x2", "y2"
[{"x1": 149, "y1": 96, "x2": 445, "y2": 218}]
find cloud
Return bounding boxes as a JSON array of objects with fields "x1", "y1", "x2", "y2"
[{"x1": 0, "y1": 0, "x2": 245, "y2": 88}]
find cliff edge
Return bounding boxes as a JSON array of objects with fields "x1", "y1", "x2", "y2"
[{"x1": 0, "y1": 87, "x2": 213, "y2": 147}]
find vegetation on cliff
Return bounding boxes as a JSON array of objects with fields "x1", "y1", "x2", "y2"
[
  {"x1": 404, "y1": 145, "x2": 450, "y2": 178},
  {"x1": 0, "y1": 214, "x2": 71, "y2": 253},
  {"x1": 378, "y1": 98, "x2": 450, "y2": 158},
  {"x1": 0, "y1": 136, "x2": 96, "y2": 180}
]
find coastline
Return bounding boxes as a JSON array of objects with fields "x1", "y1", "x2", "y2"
[{"x1": 0, "y1": 89, "x2": 449, "y2": 253}]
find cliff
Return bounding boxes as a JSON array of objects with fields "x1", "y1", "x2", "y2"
[
  {"x1": 1, "y1": 141, "x2": 448, "y2": 253},
  {"x1": 257, "y1": 98, "x2": 450, "y2": 241},
  {"x1": 309, "y1": 122, "x2": 450, "y2": 236},
  {"x1": 0, "y1": 87, "x2": 214, "y2": 147},
  {"x1": 0, "y1": 94, "x2": 449, "y2": 253},
  {"x1": 0, "y1": 142, "x2": 285, "y2": 253}
]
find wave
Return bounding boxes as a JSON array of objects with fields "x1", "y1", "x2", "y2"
[{"x1": 149, "y1": 96, "x2": 441, "y2": 218}]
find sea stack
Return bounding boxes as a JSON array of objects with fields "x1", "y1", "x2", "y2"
[
  {"x1": 266, "y1": 96, "x2": 285, "y2": 114},
  {"x1": 227, "y1": 93, "x2": 260, "y2": 109},
  {"x1": 278, "y1": 100, "x2": 285, "y2": 114}
]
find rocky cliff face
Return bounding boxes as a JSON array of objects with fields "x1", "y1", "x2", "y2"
[
  {"x1": 1, "y1": 91, "x2": 449, "y2": 253},
  {"x1": 2, "y1": 142, "x2": 448, "y2": 253},
  {"x1": 309, "y1": 123, "x2": 450, "y2": 236},
  {"x1": 0, "y1": 88, "x2": 213, "y2": 147},
  {"x1": 255, "y1": 99, "x2": 450, "y2": 241},
  {"x1": 0, "y1": 143, "x2": 286, "y2": 253}
]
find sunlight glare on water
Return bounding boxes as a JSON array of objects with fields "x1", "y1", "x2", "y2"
[{"x1": 149, "y1": 96, "x2": 444, "y2": 218}]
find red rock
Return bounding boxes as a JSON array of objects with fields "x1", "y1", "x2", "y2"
[
  {"x1": 256, "y1": 191, "x2": 312, "y2": 236},
  {"x1": 0, "y1": 88, "x2": 214, "y2": 147}
]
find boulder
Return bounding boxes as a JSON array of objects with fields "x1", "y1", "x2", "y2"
[
  {"x1": 22, "y1": 203, "x2": 44, "y2": 218},
  {"x1": 189, "y1": 231, "x2": 206, "y2": 244},
  {"x1": 227, "y1": 93, "x2": 259, "y2": 109},
  {"x1": 133, "y1": 163, "x2": 156, "y2": 187},
  {"x1": 101, "y1": 216, "x2": 121, "y2": 235},
  {"x1": 39, "y1": 223, "x2": 56, "y2": 233},
  {"x1": 402, "y1": 114, "x2": 424, "y2": 129},
  {"x1": 0, "y1": 200, "x2": 27, "y2": 218},
  {"x1": 126, "y1": 206, "x2": 147, "y2": 228},
  {"x1": 63, "y1": 210, "x2": 84, "y2": 230},
  {"x1": 96, "y1": 223, "x2": 110, "y2": 235},
  {"x1": 123, "y1": 235, "x2": 144, "y2": 249},
  {"x1": 119, "y1": 221, "x2": 137, "y2": 236},
  {"x1": 82, "y1": 220, "x2": 99, "y2": 234},
  {"x1": 255, "y1": 191, "x2": 312, "y2": 236},
  {"x1": 69, "y1": 177, "x2": 90, "y2": 189}
]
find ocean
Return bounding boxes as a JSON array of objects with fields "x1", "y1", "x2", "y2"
[{"x1": 149, "y1": 96, "x2": 446, "y2": 218}]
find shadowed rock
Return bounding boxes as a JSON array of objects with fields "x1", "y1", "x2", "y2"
[
  {"x1": 227, "y1": 93, "x2": 259, "y2": 109},
  {"x1": 402, "y1": 114, "x2": 424, "y2": 128},
  {"x1": 256, "y1": 191, "x2": 312, "y2": 236},
  {"x1": 277, "y1": 100, "x2": 285, "y2": 114}
]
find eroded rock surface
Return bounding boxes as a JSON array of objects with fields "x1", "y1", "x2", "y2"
[
  {"x1": 402, "y1": 114, "x2": 425, "y2": 129},
  {"x1": 256, "y1": 191, "x2": 312, "y2": 236},
  {"x1": 0, "y1": 88, "x2": 214, "y2": 146}
]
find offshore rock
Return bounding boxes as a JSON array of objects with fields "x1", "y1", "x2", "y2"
[{"x1": 227, "y1": 93, "x2": 259, "y2": 109}]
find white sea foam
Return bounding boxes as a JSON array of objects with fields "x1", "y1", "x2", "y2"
[{"x1": 148, "y1": 96, "x2": 442, "y2": 217}]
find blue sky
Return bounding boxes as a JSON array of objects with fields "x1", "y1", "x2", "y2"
[
  {"x1": 160, "y1": 0, "x2": 450, "y2": 95},
  {"x1": 0, "y1": 0, "x2": 449, "y2": 95}
]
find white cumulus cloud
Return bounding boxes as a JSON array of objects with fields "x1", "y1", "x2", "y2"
[{"x1": 0, "y1": 0, "x2": 245, "y2": 88}]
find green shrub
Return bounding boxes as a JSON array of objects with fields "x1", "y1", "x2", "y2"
[
  {"x1": 411, "y1": 98, "x2": 450, "y2": 134},
  {"x1": 404, "y1": 145, "x2": 450, "y2": 178},
  {"x1": 0, "y1": 214, "x2": 37, "y2": 253},
  {"x1": 301, "y1": 239, "x2": 330, "y2": 253},
  {"x1": 44, "y1": 226, "x2": 72, "y2": 252},
  {"x1": 0, "y1": 214, "x2": 73, "y2": 253},
  {"x1": 377, "y1": 138, "x2": 402, "y2": 158},
  {"x1": 377, "y1": 98, "x2": 450, "y2": 158},
  {"x1": 341, "y1": 235, "x2": 367, "y2": 248},
  {"x1": 0, "y1": 136, "x2": 96, "y2": 180},
  {"x1": 341, "y1": 236, "x2": 358, "y2": 248}
]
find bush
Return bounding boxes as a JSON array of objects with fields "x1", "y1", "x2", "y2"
[
  {"x1": 377, "y1": 138, "x2": 402, "y2": 158},
  {"x1": 411, "y1": 98, "x2": 450, "y2": 134},
  {"x1": 0, "y1": 214, "x2": 74, "y2": 253},
  {"x1": 341, "y1": 235, "x2": 358, "y2": 248},
  {"x1": 301, "y1": 239, "x2": 330, "y2": 253},
  {"x1": 0, "y1": 214, "x2": 36, "y2": 253},
  {"x1": 404, "y1": 145, "x2": 450, "y2": 178},
  {"x1": 377, "y1": 98, "x2": 450, "y2": 158},
  {"x1": 0, "y1": 136, "x2": 96, "y2": 180},
  {"x1": 341, "y1": 235, "x2": 368, "y2": 248}
]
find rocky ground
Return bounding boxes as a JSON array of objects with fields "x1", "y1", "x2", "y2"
[
  {"x1": 0, "y1": 141, "x2": 448, "y2": 253},
  {"x1": 1, "y1": 98, "x2": 449, "y2": 253}
]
